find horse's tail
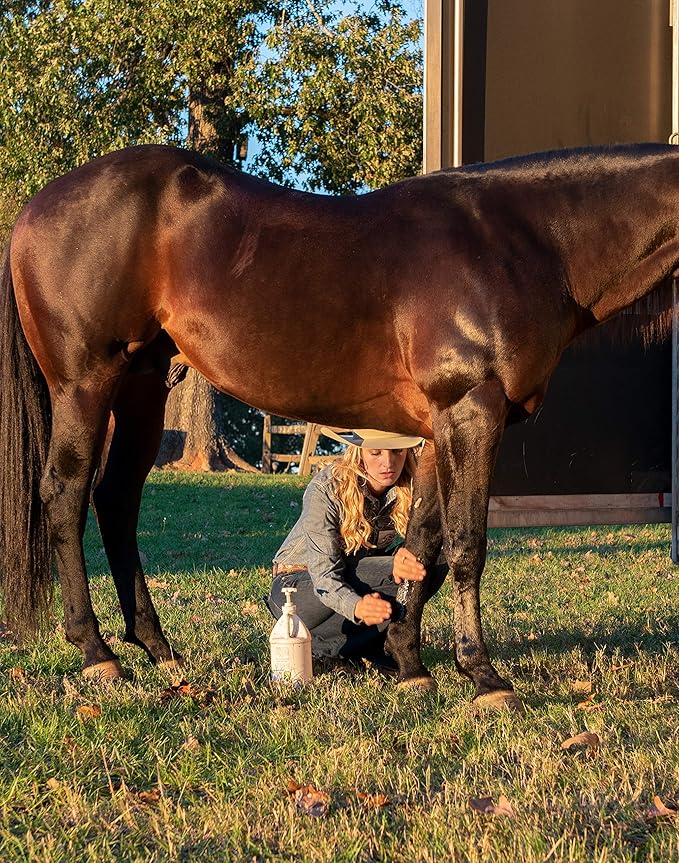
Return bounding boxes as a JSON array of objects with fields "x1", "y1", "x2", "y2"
[{"x1": 0, "y1": 243, "x2": 53, "y2": 636}]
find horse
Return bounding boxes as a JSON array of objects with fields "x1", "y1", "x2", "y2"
[{"x1": 1, "y1": 142, "x2": 677, "y2": 713}]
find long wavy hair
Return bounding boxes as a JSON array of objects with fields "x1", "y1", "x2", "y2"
[{"x1": 330, "y1": 446, "x2": 417, "y2": 554}]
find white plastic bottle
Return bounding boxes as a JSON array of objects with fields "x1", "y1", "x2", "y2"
[{"x1": 269, "y1": 586, "x2": 313, "y2": 684}]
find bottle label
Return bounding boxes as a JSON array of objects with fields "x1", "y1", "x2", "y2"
[{"x1": 271, "y1": 640, "x2": 312, "y2": 683}]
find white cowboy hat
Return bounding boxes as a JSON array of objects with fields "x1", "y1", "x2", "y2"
[{"x1": 320, "y1": 427, "x2": 424, "y2": 449}]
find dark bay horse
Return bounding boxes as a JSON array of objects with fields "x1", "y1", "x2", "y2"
[{"x1": 1, "y1": 143, "x2": 678, "y2": 711}]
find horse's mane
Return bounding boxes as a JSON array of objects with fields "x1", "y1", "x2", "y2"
[{"x1": 572, "y1": 278, "x2": 675, "y2": 352}]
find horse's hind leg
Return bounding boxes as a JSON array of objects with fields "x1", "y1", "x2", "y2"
[
  {"x1": 92, "y1": 366, "x2": 180, "y2": 668},
  {"x1": 41, "y1": 384, "x2": 126, "y2": 679}
]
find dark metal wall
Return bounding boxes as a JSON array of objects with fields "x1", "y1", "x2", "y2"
[{"x1": 459, "y1": 0, "x2": 674, "y2": 496}]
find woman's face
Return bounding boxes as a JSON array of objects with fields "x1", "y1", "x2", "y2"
[{"x1": 361, "y1": 448, "x2": 408, "y2": 495}]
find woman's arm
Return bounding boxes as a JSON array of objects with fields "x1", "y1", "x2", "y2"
[{"x1": 302, "y1": 475, "x2": 367, "y2": 621}]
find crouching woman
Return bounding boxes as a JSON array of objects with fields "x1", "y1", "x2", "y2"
[{"x1": 264, "y1": 428, "x2": 447, "y2": 672}]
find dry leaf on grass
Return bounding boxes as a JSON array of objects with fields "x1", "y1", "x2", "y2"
[
  {"x1": 206, "y1": 593, "x2": 225, "y2": 604},
  {"x1": 9, "y1": 667, "x2": 26, "y2": 681},
  {"x1": 138, "y1": 787, "x2": 161, "y2": 804},
  {"x1": 287, "y1": 780, "x2": 330, "y2": 818},
  {"x1": 576, "y1": 692, "x2": 602, "y2": 712},
  {"x1": 469, "y1": 795, "x2": 515, "y2": 817},
  {"x1": 159, "y1": 680, "x2": 217, "y2": 709},
  {"x1": 647, "y1": 795, "x2": 679, "y2": 818},
  {"x1": 147, "y1": 578, "x2": 170, "y2": 589},
  {"x1": 76, "y1": 704, "x2": 101, "y2": 720},
  {"x1": 356, "y1": 791, "x2": 390, "y2": 808},
  {"x1": 561, "y1": 731, "x2": 600, "y2": 757},
  {"x1": 46, "y1": 778, "x2": 61, "y2": 791},
  {"x1": 241, "y1": 602, "x2": 260, "y2": 616}
]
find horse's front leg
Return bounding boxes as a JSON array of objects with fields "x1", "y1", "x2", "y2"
[
  {"x1": 430, "y1": 378, "x2": 524, "y2": 712},
  {"x1": 385, "y1": 441, "x2": 446, "y2": 689}
]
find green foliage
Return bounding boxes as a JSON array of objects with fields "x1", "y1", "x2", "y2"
[
  {"x1": 233, "y1": 0, "x2": 423, "y2": 192},
  {"x1": 0, "y1": 0, "x2": 274, "y2": 206}
]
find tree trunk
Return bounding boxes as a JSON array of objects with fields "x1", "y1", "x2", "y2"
[{"x1": 156, "y1": 368, "x2": 257, "y2": 472}]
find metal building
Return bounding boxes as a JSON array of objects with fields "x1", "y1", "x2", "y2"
[{"x1": 423, "y1": 1, "x2": 679, "y2": 552}]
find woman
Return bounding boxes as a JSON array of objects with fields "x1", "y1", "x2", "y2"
[{"x1": 264, "y1": 427, "x2": 446, "y2": 672}]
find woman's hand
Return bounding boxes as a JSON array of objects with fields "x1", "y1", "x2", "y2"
[
  {"x1": 354, "y1": 593, "x2": 393, "y2": 625},
  {"x1": 392, "y1": 547, "x2": 426, "y2": 584}
]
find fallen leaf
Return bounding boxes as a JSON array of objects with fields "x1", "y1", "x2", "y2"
[
  {"x1": 469, "y1": 795, "x2": 515, "y2": 817},
  {"x1": 160, "y1": 680, "x2": 194, "y2": 700},
  {"x1": 147, "y1": 578, "x2": 170, "y2": 589},
  {"x1": 561, "y1": 731, "x2": 600, "y2": 757},
  {"x1": 138, "y1": 787, "x2": 161, "y2": 804},
  {"x1": 287, "y1": 780, "x2": 330, "y2": 818},
  {"x1": 76, "y1": 704, "x2": 101, "y2": 720},
  {"x1": 241, "y1": 602, "x2": 260, "y2": 616},
  {"x1": 160, "y1": 680, "x2": 217, "y2": 708},
  {"x1": 648, "y1": 795, "x2": 679, "y2": 818},
  {"x1": 9, "y1": 667, "x2": 26, "y2": 681},
  {"x1": 576, "y1": 692, "x2": 601, "y2": 712},
  {"x1": 46, "y1": 778, "x2": 61, "y2": 791},
  {"x1": 183, "y1": 736, "x2": 200, "y2": 751},
  {"x1": 356, "y1": 791, "x2": 390, "y2": 808}
]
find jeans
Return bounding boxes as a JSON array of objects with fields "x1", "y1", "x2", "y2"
[{"x1": 263, "y1": 555, "x2": 448, "y2": 660}]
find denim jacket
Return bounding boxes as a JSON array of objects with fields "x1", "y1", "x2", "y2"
[{"x1": 274, "y1": 465, "x2": 402, "y2": 620}]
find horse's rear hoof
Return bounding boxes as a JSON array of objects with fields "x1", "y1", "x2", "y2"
[
  {"x1": 82, "y1": 659, "x2": 127, "y2": 682},
  {"x1": 398, "y1": 675, "x2": 438, "y2": 692},
  {"x1": 473, "y1": 689, "x2": 525, "y2": 716}
]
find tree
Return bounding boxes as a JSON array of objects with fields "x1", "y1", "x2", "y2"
[
  {"x1": 233, "y1": 0, "x2": 423, "y2": 193},
  {"x1": 0, "y1": 0, "x2": 423, "y2": 468}
]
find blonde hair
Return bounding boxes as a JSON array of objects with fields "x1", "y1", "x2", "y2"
[{"x1": 330, "y1": 446, "x2": 417, "y2": 554}]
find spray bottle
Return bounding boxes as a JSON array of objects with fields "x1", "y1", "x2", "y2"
[{"x1": 269, "y1": 587, "x2": 313, "y2": 684}]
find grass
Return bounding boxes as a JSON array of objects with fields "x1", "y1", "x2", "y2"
[{"x1": 1, "y1": 470, "x2": 679, "y2": 862}]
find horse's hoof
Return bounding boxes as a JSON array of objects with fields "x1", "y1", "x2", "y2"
[
  {"x1": 397, "y1": 675, "x2": 438, "y2": 692},
  {"x1": 82, "y1": 659, "x2": 126, "y2": 682},
  {"x1": 473, "y1": 689, "x2": 525, "y2": 716}
]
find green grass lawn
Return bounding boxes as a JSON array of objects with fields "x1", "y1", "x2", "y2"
[{"x1": 1, "y1": 470, "x2": 678, "y2": 862}]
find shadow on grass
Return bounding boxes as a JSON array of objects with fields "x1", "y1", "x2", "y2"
[
  {"x1": 497, "y1": 616, "x2": 679, "y2": 661},
  {"x1": 85, "y1": 477, "x2": 305, "y2": 577}
]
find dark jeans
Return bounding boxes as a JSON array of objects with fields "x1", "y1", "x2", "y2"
[{"x1": 264, "y1": 555, "x2": 448, "y2": 660}]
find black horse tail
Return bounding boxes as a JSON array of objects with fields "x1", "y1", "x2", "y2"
[{"x1": 0, "y1": 244, "x2": 53, "y2": 636}]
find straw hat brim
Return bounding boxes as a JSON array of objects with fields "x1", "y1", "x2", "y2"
[{"x1": 320, "y1": 427, "x2": 424, "y2": 450}]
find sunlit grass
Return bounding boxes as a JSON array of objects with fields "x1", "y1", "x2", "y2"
[{"x1": 1, "y1": 471, "x2": 678, "y2": 861}]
